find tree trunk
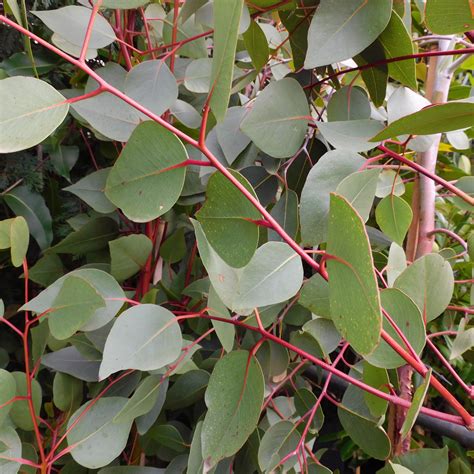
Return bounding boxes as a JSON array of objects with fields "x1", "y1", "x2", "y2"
[{"x1": 394, "y1": 38, "x2": 455, "y2": 455}]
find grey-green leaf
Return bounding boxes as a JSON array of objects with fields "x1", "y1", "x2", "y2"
[
  {"x1": 300, "y1": 150, "x2": 365, "y2": 246},
  {"x1": 394, "y1": 253, "x2": 454, "y2": 322},
  {"x1": 64, "y1": 169, "x2": 116, "y2": 214},
  {"x1": 400, "y1": 369, "x2": 431, "y2": 438},
  {"x1": 0, "y1": 76, "x2": 69, "y2": 153},
  {"x1": 209, "y1": 0, "x2": 244, "y2": 121},
  {"x1": 109, "y1": 234, "x2": 153, "y2": 282},
  {"x1": 196, "y1": 169, "x2": 260, "y2": 268},
  {"x1": 258, "y1": 421, "x2": 300, "y2": 472},
  {"x1": 67, "y1": 397, "x2": 133, "y2": 469},
  {"x1": 4, "y1": 186, "x2": 53, "y2": 250},
  {"x1": 240, "y1": 78, "x2": 309, "y2": 158},
  {"x1": 201, "y1": 351, "x2": 264, "y2": 466},
  {"x1": 375, "y1": 195, "x2": 413, "y2": 245},
  {"x1": 114, "y1": 375, "x2": 164, "y2": 423},
  {"x1": 105, "y1": 121, "x2": 187, "y2": 223},
  {"x1": 304, "y1": 0, "x2": 392, "y2": 68},
  {"x1": 99, "y1": 304, "x2": 182, "y2": 379},
  {"x1": 33, "y1": 6, "x2": 116, "y2": 49},
  {"x1": 49, "y1": 275, "x2": 106, "y2": 340}
]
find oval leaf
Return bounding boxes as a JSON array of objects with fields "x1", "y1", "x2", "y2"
[
  {"x1": 105, "y1": 121, "x2": 187, "y2": 222},
  {"x1": 304, "y1": 0, "x2": 392, "y2": 68},
  {"x1": 0, "y1": 76, "x2": 69, "y2": 153},
  {"x1": 67, "y1": 397, "x2": 133, "y2": 469},
  {"x1": 201, "y1": 351, "x2": 264, "y2": 466},
  {"x1": 99, "y1": 304, "x2": 183, "y2": 380},
  {"x1": 240, "y1": 78, "x2": 309, "y2": 158},
  {"x1": 326, "y1": 193, "x2": 382, "y2": 355}
]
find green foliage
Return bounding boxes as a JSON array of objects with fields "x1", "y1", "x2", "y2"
[{"x1": 0, "y1": 0, "x2": 472, "y2": 472}]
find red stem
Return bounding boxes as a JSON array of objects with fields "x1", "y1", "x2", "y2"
[
  {"x1": 305, "y1": 47, "x2": 474, "y2": 89},
  {"x1": 378, "y1": 145, "x2": 474, "y2": 206}
]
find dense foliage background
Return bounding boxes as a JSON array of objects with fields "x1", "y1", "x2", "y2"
[{"x1": 0, "y1": 0, "x2": 473, "y2": 473}]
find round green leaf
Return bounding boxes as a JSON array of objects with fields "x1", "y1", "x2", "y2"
[
  {"x1": 33, "y1": 6, "x2": 116, "y2": 49},
  {"x1": 240, "y1": 78, "x2": 309, "y2": 158},
  {"x1": 304, "y1": 0, "x2": 392, "y2": 68},
  {"x1": 300, "y1": 150, "x2": 365, "y2": 246},
  {"x1": 201, "y1": 351, "x2": 264, "y2": 466},
  {"x1": 338, "y1": 406, "x2": 391, "y2": 460},
  {"x1": 99, "y1": 304, "x2": 183, "y2": 380},
  {"x1": 393, "y1": 447, "x2": 449, "y2": 474},
  {"x1": 375, "y1": 195, "x2": 413, "y2": 245},
  {"x1": 67, "y1": 397, "x2": 133, "y2": 469},
  {"x1": 48, "y1": 276, "x2": 105, "y2": 340},
  {"x1": 22, "y1": 268, "x2": 125, "y2": 332},
  {"x1": 193, "y1": 220, "x2": 304, "y2": 314},
  {"x1": 109, "y1": 234, "x2": 153, "y2": 282},
  {"x1": 336, "y1": 168, "x2": 380, "y2": 223},
  {"x1": 394, "y1": 253, "x2": 454, "y2": 322},
  {"x1": 318, "y1": 119, "x2": 384, "y2": 152},
  {"x1": 196, "y1": 169, "x2": 260, "y2": 268},
  {"x1": 366, "y1": 288, "x2": 425, "y2": 369},
  {"x1": 0, "y1": 77, "x2": 69, "y2": 153},
  {"x1": 125, "y1": 60, "x2": 178, "y2": 117},
  {"x1": 71, "y1": 63, "x2": 141, "y2": 142},
  {"x1": 299, "y1": 274, "x2": 330, "y2": 318},
  {"x1": 105, "y1": 121, "x2": 187, "y2": 222},
  {"x1": 53, "y1": 373, "x2": 83, "y2": 413},
  {"x1": 327, "y1": 86, "x2": 371, "y2": 122},
  {"x1": 114, "y1": 375, "x2": 164, "y2": 423}
]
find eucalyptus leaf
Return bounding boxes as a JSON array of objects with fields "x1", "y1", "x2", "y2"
[
  {"x1": 64, "y1": 169, "x2": 116, "y2": 214},
  {"x1": 33, "y1": 6, "x2": 116, "y2": 49},
  {"x1": 109, "y1": 234, "x2": 153, "y2": 282},
  {"x1": 300, "y1": 150, "x2": 365, "y2": 246},
  {"x1": 240, "y1": 78, "x2": 309, "y2": 158},
  {"x1": 326, "y1": 194, "x2": 382, "y2": 355},
  {"x1": 372, "y1": 101, "x2": 474, "y2": 141},
  {"x1": 209, "y1": 0, "x2": 244, "y2": 121},
  {"x1": 105, "y1": 121, "x2": 187, "y2": 222},
  {"x1": 304, "y1": 0, "x2": 392, "y2": 68},
  {"x1": 0, "y1": 76, "x2": 69, "y2": 153},
  {"x1": 67, "y1": 397, "x2": 133, "y2": 469},
  {"x1": 4, "y1": 186, "x2": 53, "y2": 250},
  {"x1": 201, "y1": 351, "x2": 264, "y2": 466},
  {"x1": 196, "y1": 169, "x2": 260, "y2": 268},
  {"x1": 394, "y1": 253, "x2": 454, "y2": 322},
  {"x1": 100, "y1": 304, "x2": 183, "y2": 379}
]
